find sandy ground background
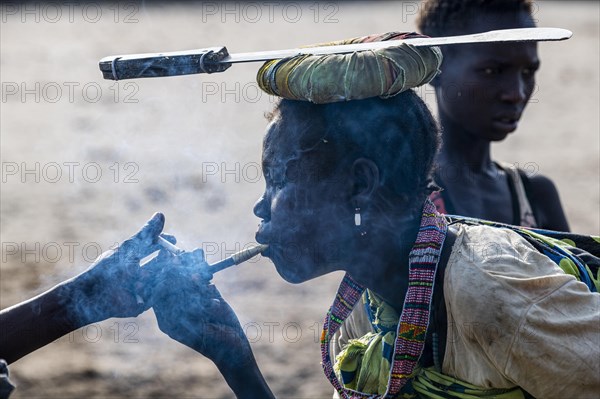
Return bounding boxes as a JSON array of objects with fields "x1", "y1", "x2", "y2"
[{"x1": 1, "y1": 1, "x2": 598, "y2": 398}]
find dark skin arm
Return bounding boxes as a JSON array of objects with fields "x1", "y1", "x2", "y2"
[
  {"x1": 526, "y1": 174, "x2": 570, "y2": 232},
  {"x1": 0, "y1": 282, "x2": 83, "y2": 364},
  {"x1": 0, "y1": 213, "x2": 166, "y2": 364}
]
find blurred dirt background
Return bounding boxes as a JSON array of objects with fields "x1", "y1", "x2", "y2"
[{"x1": 1, "y1": 1, "x2": 598, "y2": 398}]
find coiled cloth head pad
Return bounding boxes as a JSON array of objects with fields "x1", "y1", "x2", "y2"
[{"x1": 257, "y1": 32, "x2": 442, "y2": 104}]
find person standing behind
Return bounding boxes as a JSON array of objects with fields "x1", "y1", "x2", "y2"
[{"x1": 417, "y1": 0, "x2": 570, "y2": 230}]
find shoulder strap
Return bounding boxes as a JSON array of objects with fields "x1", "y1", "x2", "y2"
[
  {"x1": 516, "y1": 168, "x2": 542, "y2": 227},
  {"x1": 496, "y1": 162, "x2": 538, "y2": 227},
  {"x1": 495, "y1": 162, "x2": 522, "y2": 226}
]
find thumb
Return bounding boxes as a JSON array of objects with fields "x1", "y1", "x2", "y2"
[
  {"x1": 121, "y1": 212, "x2": 166, "y2": 259},
  {"x1": 133, "y1": 212, "x2": 165, "y2": 246}
]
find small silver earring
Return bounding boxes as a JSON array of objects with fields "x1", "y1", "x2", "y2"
[
  {"x1": 355, "y1": 207, "x2": 361, "y2": 226},
  {"x1": 355, "y1": 208, "x2": 367, "y2": 236}
]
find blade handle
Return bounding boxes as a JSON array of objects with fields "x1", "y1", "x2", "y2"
[{"x1": 99, "y1": 46, "x2": 231, "y2": 80}]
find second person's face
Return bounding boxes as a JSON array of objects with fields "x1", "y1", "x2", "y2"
[{"x1": 435, "y1": 11, "x2": 539, "y2": 141}]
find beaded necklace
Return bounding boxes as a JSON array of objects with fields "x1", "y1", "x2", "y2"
[{"x1": 320, "y1": 200, "x2": 448, "y2": 398}]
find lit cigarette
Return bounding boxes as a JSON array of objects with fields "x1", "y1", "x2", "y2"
[
  {"x1": 157, "y1": 236, "x2": 268, "y2": 274},
  {"x1": 157, "y1": 236, "x2": 185, "y2": 255}
]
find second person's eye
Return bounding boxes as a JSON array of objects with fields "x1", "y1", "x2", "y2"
[{"x1": 483, "y1": 67, "x2": 501, "y2": 75}]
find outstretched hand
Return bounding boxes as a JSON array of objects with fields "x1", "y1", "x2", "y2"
[
  {"x1": 0, "y1": 213, "x2": 171, "y2": 364},
  {"x1": 66, "y1": 212, "x2": 166, "y2": 325}
]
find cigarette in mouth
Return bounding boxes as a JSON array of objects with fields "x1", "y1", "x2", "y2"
[
  {"x1": 157, "y1": 236, "x2": 268, "y2": 273},
  {"x1": 209, "y1": 244, "x2": 269, "y2": 273}
]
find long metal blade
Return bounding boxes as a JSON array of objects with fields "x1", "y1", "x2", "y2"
[
  {"x1": 223, "y1": 28, "x2": 572, "y2": 64},
  {"x1": 99, "y1": 27, "x2": 572, "y2": 80}
]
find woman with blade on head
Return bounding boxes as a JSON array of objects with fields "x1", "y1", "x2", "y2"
[
  {"x1": 1, "y1": 29, "x2": 596, "y2": 398},
  {"x1": 148, "y1": 33, "x2": 599, "y2": 398},
  {"x1": 1, "y1": 29, "x2": 597, "y2": 398}
]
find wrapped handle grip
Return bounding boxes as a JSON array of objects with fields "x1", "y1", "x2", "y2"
[{"x1": 99, "y1": 46, "x2": 231, "y2": 80}]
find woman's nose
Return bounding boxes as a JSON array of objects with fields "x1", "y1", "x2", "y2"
[
  {"x1": 253, "y1": 194, "x2": 270, "y2": 220},
  {"x1": 500, "y1": 74, "x2": 529, "y2": 104}
]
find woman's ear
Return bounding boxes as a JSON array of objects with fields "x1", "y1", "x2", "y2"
[{"x1": 351, "y1": 158, "x2": 380, "y2": 203}]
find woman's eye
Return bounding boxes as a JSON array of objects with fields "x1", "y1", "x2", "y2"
[
  {"x1": 271, "y1": 177, "x2": 284, "y2": 190},
  {"x1": 483, "y1": 67, "x2": 500, "y2": 75},
  {"x1": 264, "y1": 171, "x2": 272, "y2": 183},
  {"x1": 265, "y1": 171, "x2": 285, "y2": 190},
  {"x1": 522, "y1": 67, "x2": 536, "y2": 77}
]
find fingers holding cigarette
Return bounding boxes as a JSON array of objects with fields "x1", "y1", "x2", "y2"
[
  {"x1": 155, "y1": 237, "x2": 268, "y2": 275},
  {"x1": 157, "y1": 235, "x2": 185, "y2": 256},
  {"x1": 154, "y1": 238, "x2": 211, "y2": 280}
]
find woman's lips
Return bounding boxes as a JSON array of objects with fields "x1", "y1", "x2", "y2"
[
  {"x1": 254, "y1": 234, "x2": 273, "y2": 258},
  {"x1": 255, "y1": 223, "x2": 278, "y2": 259},
  {"x1": 492, "y1": 114, "x2": 521, "y2": 133},
  {"x1": 255, "y1": 223, "x2": 270, "y2": 246},
  {"x1": 260, "y1": 245, "x2": 272, "y2": 258}
]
